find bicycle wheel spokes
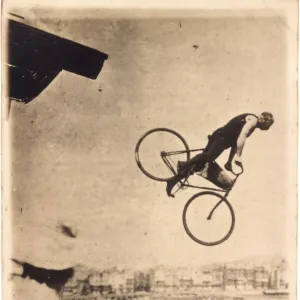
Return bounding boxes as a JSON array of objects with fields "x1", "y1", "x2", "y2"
[
  {"x1": 183, "y1": 192, "x2": 235, "y2": 246},
  {"x1": 135, "y1": 128, "x2": 190, "y2": 181}
]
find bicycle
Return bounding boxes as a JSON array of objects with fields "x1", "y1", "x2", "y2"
[{"x1": 135, "y1": 128, "x2": 244, "y2": 246}]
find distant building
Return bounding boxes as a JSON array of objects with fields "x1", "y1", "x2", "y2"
[
  {"x1": 211, "y1": 265, "x2": 224, "y2": 289},
  {"x1": 190, "y1": 269, "x2": 209, "y2": 293},
  {"x1": 201, "y1": 269, "x2": 213, "y2": 290},
  {"x1": 88, "y1": 272, "x2": 113, "y2": 296},
  {"x1": 62, "y1": 276, "x2": 78, "y2": 296},
  {"x1": 126, "y1": 278, "x2": 135, "y2": 293},
  {"x1": 224, "y1": 263, "x2": 246, "y2": 291},
  {"x1": 108, "y1": 270, "x2": 128, "y2": 294},
  {"x1": 179, "y1": 278, "x2": 194, "y2": 292},
  {"x1": 269, "y1": 264, "x2": 289, "y2": 290},
  {"x1": 61, "y1": 259, "x2": 290, "y2": 298},
  {"x1": 221, "y1": 263, "x2": 270, "y2": 291},
  {"x1": 253, "y1": 266, "x2": 269, "y2": 290}
]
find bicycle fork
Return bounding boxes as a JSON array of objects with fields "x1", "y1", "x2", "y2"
[{"x1": 207, "y1": 190, "x2": 230, "y2": 220}]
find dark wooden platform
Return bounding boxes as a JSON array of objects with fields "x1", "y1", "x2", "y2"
[{"x1": 4, "y1": 18, "x2": 109, "y2": 103}]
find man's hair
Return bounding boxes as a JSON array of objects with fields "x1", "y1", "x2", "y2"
[{"x1": 261, "y1": 112, "x2": 274, "y2": 124}]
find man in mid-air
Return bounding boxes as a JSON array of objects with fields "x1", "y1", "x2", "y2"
[{"x1": 166, "y1": 112, "x2": 274, "y2": 197}]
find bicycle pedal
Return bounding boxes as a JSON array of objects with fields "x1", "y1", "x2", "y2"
[{"x1": 179, "y1": 179, "x2": 189, "y2": 189}]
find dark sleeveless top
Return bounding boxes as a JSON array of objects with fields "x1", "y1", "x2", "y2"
[{"x1": 212, "y1": 113, "x2": 258, "y2": 147}]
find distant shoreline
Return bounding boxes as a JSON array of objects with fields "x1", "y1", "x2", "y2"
[{"x1": 62, "y1": 293, "x2": 290, "y2": 300}]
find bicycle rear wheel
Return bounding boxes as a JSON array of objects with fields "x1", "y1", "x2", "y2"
[
  {"x1": 135, "y1": 128, "x2": 190, "y2": 181},
  {"x1": 183, "y1": 192, "x2": 235, "y2": 246}
]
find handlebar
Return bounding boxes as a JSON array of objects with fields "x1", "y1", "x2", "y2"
[{"x1": 231, "y1": 165, "x2": 244, "y2": 176}]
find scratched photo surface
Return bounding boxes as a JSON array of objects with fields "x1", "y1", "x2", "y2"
[{"x1": 4, "y1": 5, "x2": 297, "y2": 300}]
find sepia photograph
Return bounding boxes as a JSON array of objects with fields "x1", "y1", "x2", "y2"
[{"x1": 2, "y1": 1, "x2": 298, "y2": 300}]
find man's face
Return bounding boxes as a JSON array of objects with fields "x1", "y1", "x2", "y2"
[{"x1": 259, "y1": 118, "x2": 273, "y2": 130}]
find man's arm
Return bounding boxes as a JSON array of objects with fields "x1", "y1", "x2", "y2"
[{"x1": 236, "y1": 116, "x2": 258, "y2": 159}]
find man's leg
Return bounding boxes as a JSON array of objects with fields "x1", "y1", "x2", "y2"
[
  {"x1": 166, "y1": 169, "x2": 191, "y2": 198},
  {"x1": 180, "y1": 137, "x2": 226, "y2": 172},
  {"x1": 166, "y1": 137, "x2": 227, "y2": 197},
  {"x1": 178, "y1": 152, "x2": 204, "y2": 171},
  {"x1": 177, "y1": 136, "x2": 213, "y2": 173}
]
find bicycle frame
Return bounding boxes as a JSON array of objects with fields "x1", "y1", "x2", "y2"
[{"x1": 161, "y1": 148, "x2": 243, "y2": 220}]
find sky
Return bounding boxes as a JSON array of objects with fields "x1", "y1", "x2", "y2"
[{"x1": 8, "y1": 9, "x2": 297, "y2": 270}]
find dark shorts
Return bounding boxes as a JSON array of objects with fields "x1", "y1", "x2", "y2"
[{"x1": 207, "y1": 129, "x2": 232, "y2": 151}]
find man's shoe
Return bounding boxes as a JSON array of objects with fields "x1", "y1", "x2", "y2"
[{"x1": 166, "y1": 177, "x2": 179, "y2": 198}]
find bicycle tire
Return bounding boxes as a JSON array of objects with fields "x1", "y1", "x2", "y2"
[
  {"x1": 135, "y1": 128, "x2": 190, "y2": 182},
  {"x1": 182, "y1": 191, "x2": 235, "y2": 246}
]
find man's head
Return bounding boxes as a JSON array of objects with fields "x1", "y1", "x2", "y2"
[{"x1": 258, "y1": 112, "x2": 274, "y2": 130}]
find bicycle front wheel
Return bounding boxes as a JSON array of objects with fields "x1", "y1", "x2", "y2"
[
  {"x1": 183, "y1": 192, "x2": 235, "y2": 246},
  {"x1": 135, "y1": 128, "x2": 190, "y2": 181}
]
